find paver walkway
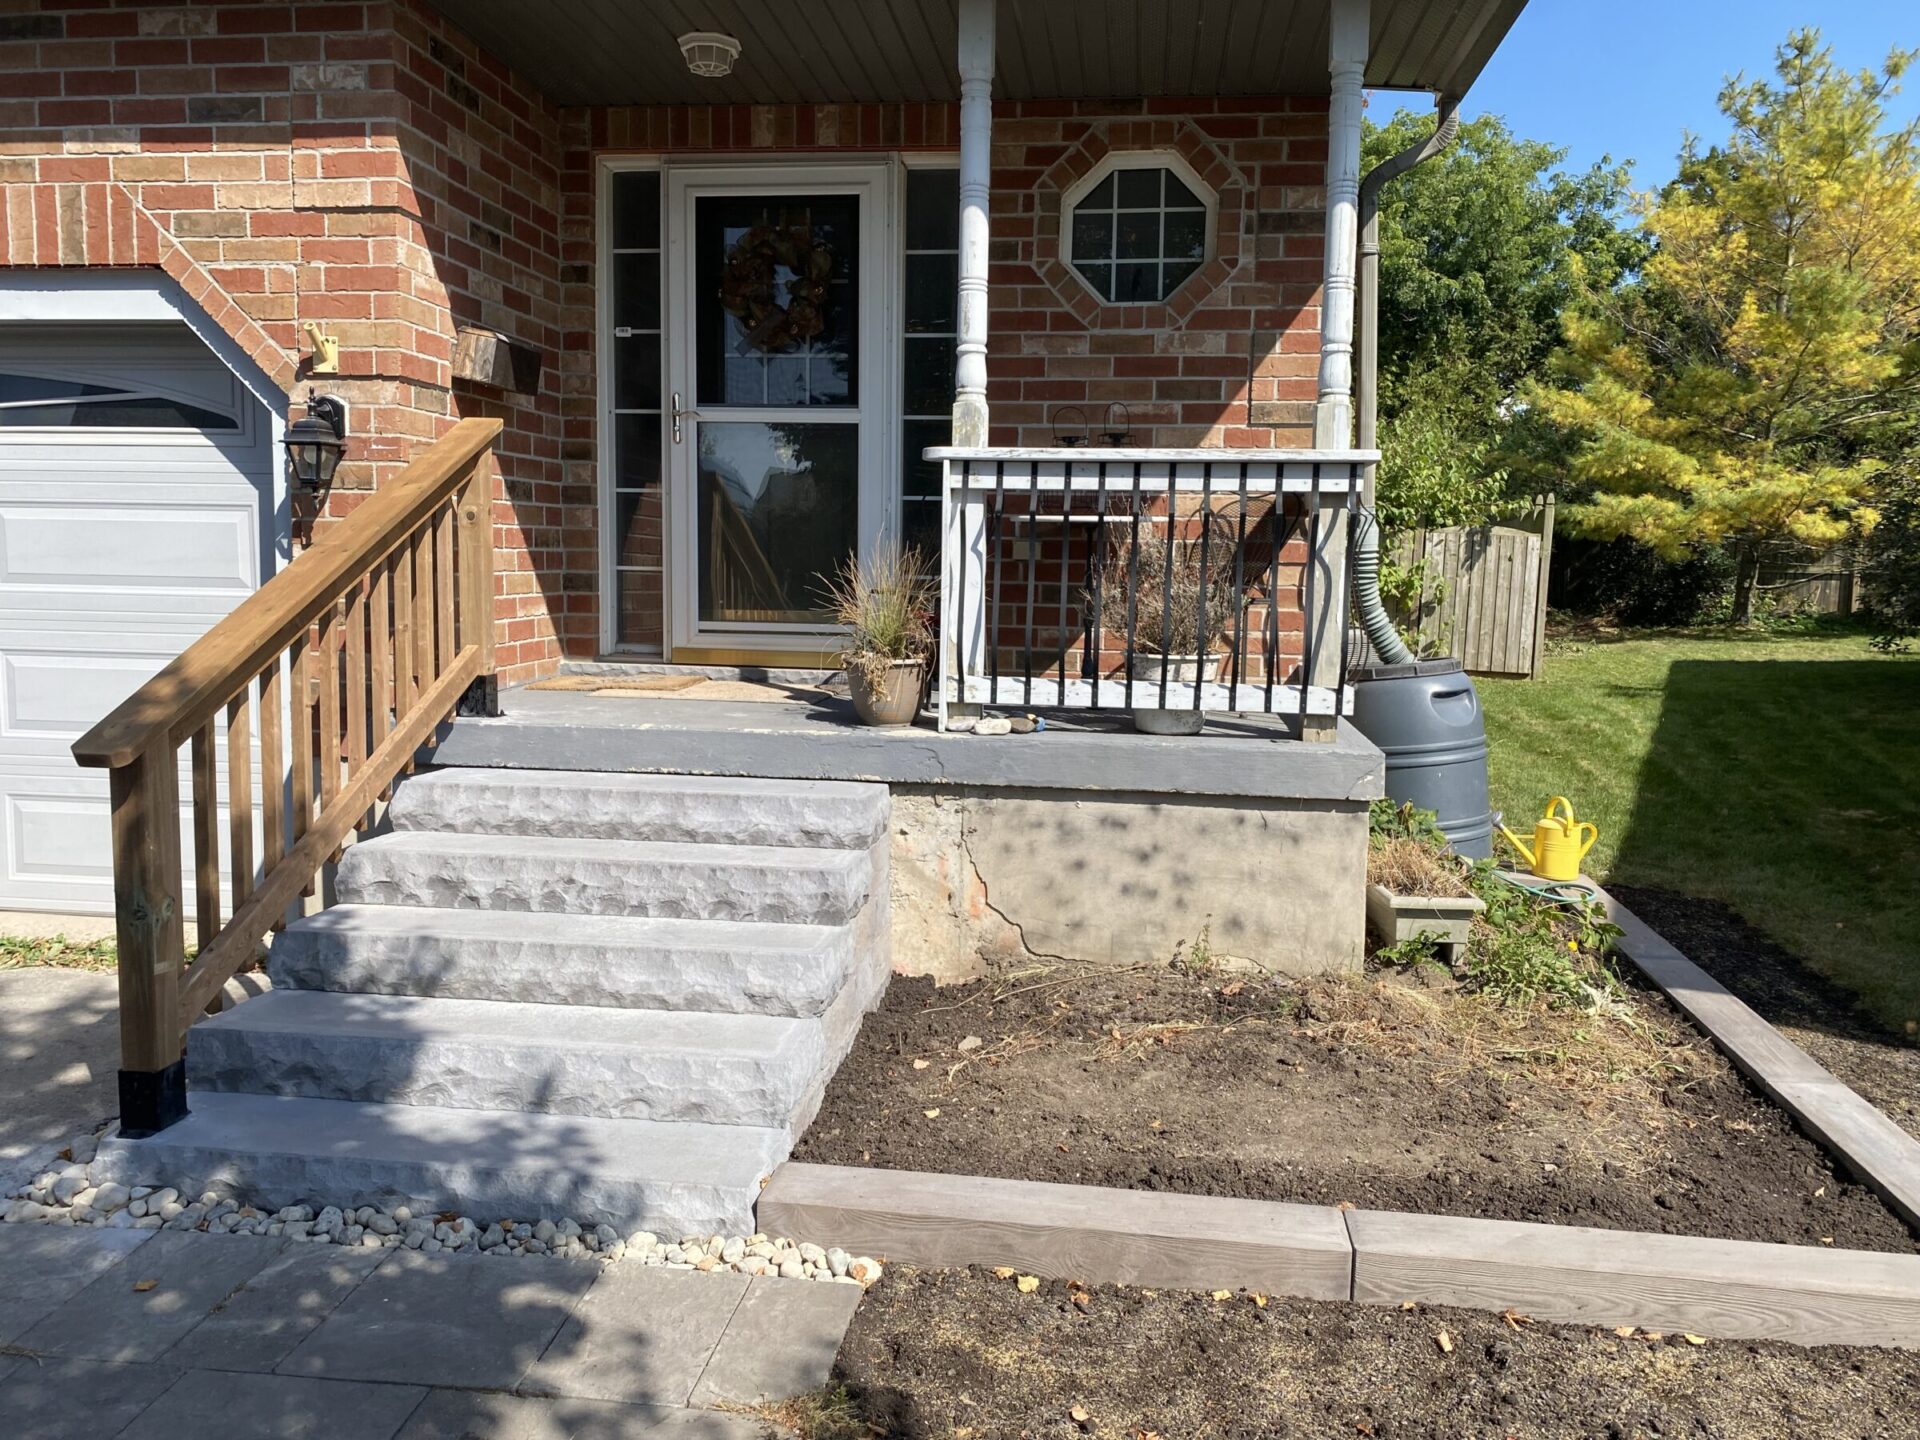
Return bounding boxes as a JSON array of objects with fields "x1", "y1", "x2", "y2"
[
  {"x1": 0, "y1": 1224, "x2": 860, "y2": 1438},
  {"x1": 0, "y1": 968, "x2": 118, "y2": 1193}
]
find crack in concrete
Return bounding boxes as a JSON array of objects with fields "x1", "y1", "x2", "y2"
[{"x1": 954, "y1": 803, "x2": 1075, "y2": 966}]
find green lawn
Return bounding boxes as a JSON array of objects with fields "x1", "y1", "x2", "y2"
[{"x1": 1477, "y1": 629, "x2": 1920, "y2": 1036}]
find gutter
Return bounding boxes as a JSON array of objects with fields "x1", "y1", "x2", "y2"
[{"x1": 1351, "y1": 95, "x2": 1462, "y2": 668}]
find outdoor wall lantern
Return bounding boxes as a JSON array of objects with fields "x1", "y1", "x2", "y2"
[
  {"x1": 284, "y1": 389, "x2": 347, "y2": 492},
  {"x1": 678, "y1": 31, "x2": 741, "y2": 78}
]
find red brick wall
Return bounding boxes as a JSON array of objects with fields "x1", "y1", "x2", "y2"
[
  {"x1": 0, "y1": 0, "x2": 574, "y2": 682},
  {"x1": 3, "y1": 1, "x2": 1326, "y2": 680}
]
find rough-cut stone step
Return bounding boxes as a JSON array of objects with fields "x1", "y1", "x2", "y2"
[
  {"x1": 336, "y1": 831, "x2": 870, "y2": 926},
  {"x1": 390, "y1": 768, "x2": 888, "y2": 850},
  {"x1": 269, "y1": 904, "x2": 856, "y2": 1017},
  {"x1": 92, "y1": 1090, "x2": 782, "y2": 1234},
  {"x1": 189, "y1": 989, "x2": 824, "y2": 1128}
]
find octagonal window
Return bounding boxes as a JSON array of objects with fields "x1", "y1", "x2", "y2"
[{"x1": 1064, "y1": 157, "x2": 1214, "y2": 304}]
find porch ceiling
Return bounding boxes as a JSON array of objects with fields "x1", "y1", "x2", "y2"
[{"x1": 424, "y1": 0, "x2": 1526, "y2": 108}]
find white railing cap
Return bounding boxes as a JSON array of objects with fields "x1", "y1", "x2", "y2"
[{"x1": 924, "y1": 445, "x2": 1380, "y2": 464}]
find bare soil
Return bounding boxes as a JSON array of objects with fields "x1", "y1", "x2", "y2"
[
  {"x1": 1611, "y1": 885, "x2": 1920, "y2": 1145},
  {"x1": 823, "y1": 1265, "x2": 1920, "y2": 1440},
  {"x1": 796, "y1": 959, "x2": 1919, "y2": 1252}
]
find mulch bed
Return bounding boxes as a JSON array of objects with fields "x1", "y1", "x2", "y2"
[
  {"x1": 825, "y1": 1265, "x2": 1920, "y2": 1440},
  {"x1": 1611, "y1": 884, "x2": 1920, "y2": 1144},
  {"x1": 796, "y1": 956, "x2": 1920, "y2": 1253}
]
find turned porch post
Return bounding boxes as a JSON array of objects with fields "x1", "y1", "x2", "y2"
[
  {"x1": 1303, "y1": 0, "x2": 1368, "y2": 743},
  {"x1": 952, "y1": 0, "x2": 995, "y2": 447}
]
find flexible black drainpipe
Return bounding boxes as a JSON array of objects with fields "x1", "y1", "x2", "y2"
[{"x1": 1352, "y1": 94, "x2": 1462, "y2": 666}]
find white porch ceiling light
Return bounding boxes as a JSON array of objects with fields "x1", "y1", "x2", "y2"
[{"x1": 677, "y1": 31, "x2": 742, "y2": 78}]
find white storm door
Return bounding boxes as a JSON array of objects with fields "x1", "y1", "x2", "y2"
[{"x1": 664, "y1": 164, "x2": 890, "y2": 653}]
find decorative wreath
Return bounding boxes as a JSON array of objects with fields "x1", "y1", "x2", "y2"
[{"x1": 718, "y1": 221, "x2": 835, "y2": 353}]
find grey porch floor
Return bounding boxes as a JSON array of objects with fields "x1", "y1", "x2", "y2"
[
  {"x1": 0, "y1": 1225, "x2": 858, "y2": 1439},
  {"x1": 433, "y1": 685, "x2": 1383, "y2": 803}
]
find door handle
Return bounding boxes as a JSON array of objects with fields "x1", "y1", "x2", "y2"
[{"x1": 671, "y1": 392, "x2": 695, "y2": 445}]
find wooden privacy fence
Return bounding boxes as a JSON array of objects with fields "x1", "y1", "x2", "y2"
[
  {"x1": 1387, "y1": 497, "x2": 1554, "y2": 679},
  {"x1": 71, "y1": 418, "x2": 501, "y2": 1137}
]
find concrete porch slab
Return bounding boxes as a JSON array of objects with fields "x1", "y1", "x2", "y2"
[{"x1": 432, "y1": 687, "x2": 1384, "y2": 804}]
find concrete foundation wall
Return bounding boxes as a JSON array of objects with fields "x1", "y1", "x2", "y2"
[{"x1": 888, "y1": 786, "x2": 1365, "y2": 982}]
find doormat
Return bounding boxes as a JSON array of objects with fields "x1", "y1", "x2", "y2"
[{"x1": 527, "y1": 675, "x2": 706, "y2": 694}]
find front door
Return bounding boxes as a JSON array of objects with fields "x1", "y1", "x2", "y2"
[{"x1": 664, "y1": 164, "x2": 889, "y2": 656}]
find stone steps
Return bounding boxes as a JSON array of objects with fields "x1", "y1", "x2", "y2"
[
  {"x1": 388, "y1": 767, "x2": 888, "y2": 850},
  {"x1": 336, "y1": 830, "x2": 872, "y2": 926},
  {"x1": 269, "y1": 905, "x2": 854, "y2": 1016},
  {"x1": 101, "y1": 763, "x2": 894, "y2": 1233},
  {"x1": 93, "y1": 1090, "x2": 784, "y2": 1235},
  {"x1": 189, "y1": 989, "x2": 825, "y2": 1129}
]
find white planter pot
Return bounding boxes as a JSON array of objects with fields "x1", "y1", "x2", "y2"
[
  {"x1": 1365, "y1": 882, "x2": 1486, "y2": 963},
  {"x1": 1129, "y1": 653, "x2": 1215, "y2": 735}
]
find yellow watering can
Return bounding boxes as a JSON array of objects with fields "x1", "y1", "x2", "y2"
[{"x1": 1499, "y1": 796, "x2": 1598, "y2": 882}]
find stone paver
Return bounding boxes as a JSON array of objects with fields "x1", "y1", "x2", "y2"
[
  {"x1": 118, "y1": 1369, "x2": 430, "y2": 1439},
  {"x1": 0, "y1": 1220, "x2": 864, "y2": 1437},
  {"x1": 393, "y1": 1389, "x2": 764, "y2": 1439},
  {"x1": 689, "y1": 1274, "x2": 866, "y2": 1407},
  {"x1": 0, "y1": 967, "x2": 118, "y2": 1193},
  {"x1": 522, "y1": 1263, "x2": 749, "y2": 1405},
  {"x1": 0, "y1": 1223, "x2": 151, "y2": 1344},
  {"x1": 164, "y1": 1239, "x2": 387, "y2": 1373},
  {"x1": 0, "y1": 1357, "x2": 183, "y2": 1440},
  {"x1": 35, "y1": 1231, "x2": 286, "y2": 1364},
  {"x1": 279, "y1": 1248, "x2": 601, "y2": 1390}
]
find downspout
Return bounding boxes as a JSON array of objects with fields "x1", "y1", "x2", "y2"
[{"x1": 1351, "y1": 94, "x2": 1461, "y2": 667}]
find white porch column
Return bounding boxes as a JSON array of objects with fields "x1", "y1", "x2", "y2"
[
  {"x1": 1303, "y1": 0, "x2": 1367, "y2": 743},
  {"x1": 952, "y1": 0, "x2": 995, "y2": 447},
  {"x1": 1315, "y1": 0, "x2": 1368, "y2": 449}
]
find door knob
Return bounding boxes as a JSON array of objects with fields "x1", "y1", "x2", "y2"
[{"x1": 670, "y1": 391, "x2": 695, "y2": 445}]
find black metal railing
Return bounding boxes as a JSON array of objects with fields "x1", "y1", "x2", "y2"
[{"x1": 934, "y1": 448, "x2": 1369, "y2": 727}]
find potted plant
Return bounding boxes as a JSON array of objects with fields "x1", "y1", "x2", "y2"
[
  {"x1": 1089, "y1": 513, "x2": 1240, "y2": 734},
  {"x1": 826, "y1": 542, "x2": 938, "y2": 727},
  {"x1": 1365, "y1": 800, "x2": 1485, "y2": 963}
]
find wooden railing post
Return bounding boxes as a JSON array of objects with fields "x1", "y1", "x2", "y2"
[
  {"x1": 458, "y1": 455, "x2": 498, "y2": 716},
  {"x1": 109, "y1": 742, "x2": 189, "y2": 1137}
]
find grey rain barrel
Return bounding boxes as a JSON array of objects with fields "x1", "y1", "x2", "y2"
[{"x1": 1350, "y1": 657, "x2": 1494, "y2": 859}]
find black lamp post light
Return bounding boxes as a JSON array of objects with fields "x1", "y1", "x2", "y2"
[{"x1": 284, "y1": 389, "x2": 347, "y2": 492}]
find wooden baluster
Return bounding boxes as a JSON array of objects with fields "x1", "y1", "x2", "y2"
[
  {"x1": 108, "y1": 741, "x2": 188, "y2": 1137},
  {"x1": 371, "y1": 559, "x2": 393, "y2": 802},
  {"x1": 226, "y1": 688, "x2": 253, "y2": 912},
  {"x1": 458, "y1": 456, "x2": 498, "y2": 708},
  {"x1": 318, "y1": 601, "x2": 343, "y2": 864},
  {"x1": 259, "y1": 659, "x2": 284, "y2": 885},
  {"x1": 318, "y1": 600, "x2": 341, "y2": 810},
  {"x1": 345, "y1": 576, "x2": 368, "y2": 826},
  {"x1": 393, "y1": 545, "x2": 415, "y2": 722},
  {"x1": 413, "y1": 528, "x2": 434, "y2": 696},
  {"x1": 434, "y1": 503, "x2": 455, "y2": 679},
  {"x1": 189, "y1": 721, "x2": 220, "y2": 961},
  {"x1": 290, "y1": 631, "x2": 314, "y2": 874}
]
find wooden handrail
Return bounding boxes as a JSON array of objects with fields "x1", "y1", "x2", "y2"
[
  {"x1": 77, "y1": 418, "x2": 501, "y2": 1137},
  {"x1": 74, "y1": 417, "x2": 501, "y2": 770}
]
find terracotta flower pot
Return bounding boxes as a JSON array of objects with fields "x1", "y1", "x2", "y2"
[
  {"x1": 1129, "y1": 652, "x2": 1216, "y2": 735},
  {"x1": 849, "y1": 658, "x2": 926, "y2": 726}
]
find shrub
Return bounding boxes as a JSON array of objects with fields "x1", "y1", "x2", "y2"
[
  {"x1": 1086, "y1": 514, "x2": 1242, "y2": 656},
  {"x1": 1367, "y1": 800, "x2": 1622, "y2": 1010}
]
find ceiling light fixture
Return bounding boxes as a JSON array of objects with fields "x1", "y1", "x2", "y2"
[{"x1": 677, "y1": 31, "x2": 742, "y2": 79}]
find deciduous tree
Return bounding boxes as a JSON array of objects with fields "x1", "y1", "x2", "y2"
[{"x1": 1521, "y1": 32, "x2": 1920, "y2": 624}]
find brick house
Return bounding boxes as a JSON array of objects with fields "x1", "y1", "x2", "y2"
[{"x1": 8, "y1": 1, "x2": 1523, "y2": 1190}]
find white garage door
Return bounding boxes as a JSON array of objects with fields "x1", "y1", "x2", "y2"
[{"x1": 0, "y1": 323, "x2": 277, "y2": 913}]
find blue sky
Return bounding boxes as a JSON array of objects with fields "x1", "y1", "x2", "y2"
[{"x1": 1385, "y1": 1, "x2": 1920, "y2": 186}]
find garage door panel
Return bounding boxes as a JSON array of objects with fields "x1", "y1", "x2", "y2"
[
  {"x1": 1, "y1": 650, "x2": 174, "y2": 738},
  {"x1": 0, "y1": 501, "x2": 258, "y2": 594},
  {"x1": 0, "y1": 320, "x2": 276, "y2": 912}
]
